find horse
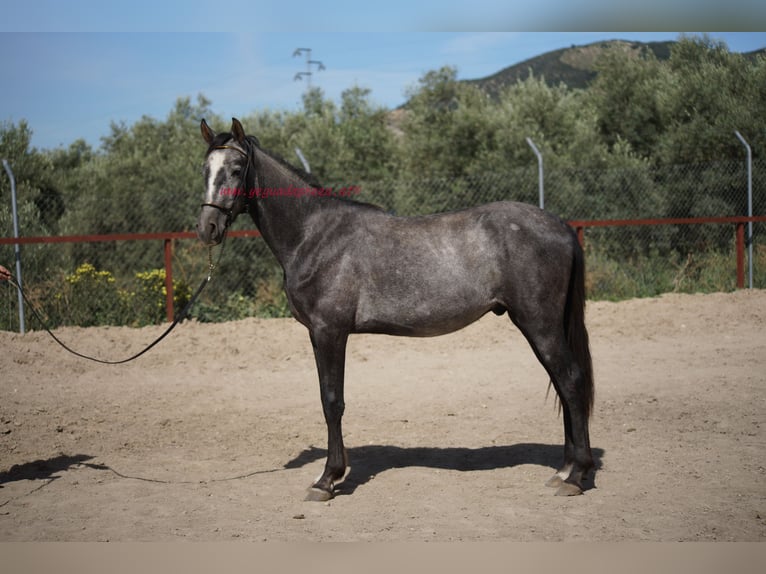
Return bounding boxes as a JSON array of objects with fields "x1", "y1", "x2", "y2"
[{"x1": 196, "y1": 118, "x2": 594, "y2": 500}]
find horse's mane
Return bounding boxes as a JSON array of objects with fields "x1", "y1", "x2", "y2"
[{"x1": 256, "y1": 143, "x2": 324, "y2": 190}]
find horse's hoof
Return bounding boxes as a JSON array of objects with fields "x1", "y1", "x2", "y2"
[
  {"x1": 554, "y1": 482, "x2": 583, "y2": 496},
  {"x1": 305, "y1": 486, "x2": 334, "y2": 502},
  {"x1": 545, "y1": 474, "x2": 565, "y2": 488}
]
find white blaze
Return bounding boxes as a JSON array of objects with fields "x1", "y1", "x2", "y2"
[{"x1": 205, "y1": 151, "x2": 227, "y2": 203}]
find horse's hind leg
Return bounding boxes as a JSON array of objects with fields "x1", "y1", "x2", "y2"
[
  {"x1": 306, "y1": 327, "x2": 349, "y2": 501},
  {"x1": 544, "y1": 406, "x2": 584, "y2": 494},
  {"x1": 519, "y1": 325, "x2": 593, "y2": 495}
]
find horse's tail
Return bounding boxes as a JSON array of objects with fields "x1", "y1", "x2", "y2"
[{"x1": 565, "y1": 236, "x2": 594, "y2": 419}]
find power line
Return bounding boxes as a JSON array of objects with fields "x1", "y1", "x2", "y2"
[{"x1": 293, "y1": 48, "x2": 325, "y2": 90}]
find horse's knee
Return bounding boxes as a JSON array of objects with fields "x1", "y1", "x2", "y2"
[{"x1": 321, "y1": 390, "x2": 345, "y2": 420}]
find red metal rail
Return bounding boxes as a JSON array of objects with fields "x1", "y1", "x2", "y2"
[
  {"x1": 0, "y1": 230, "x2": 261, "y2": 322},
  {"x1": 2, "y1": 216, "x2": 764, "y2": 321},
  {"x1": 568, "y1": 215, "x2": 766, "y2": 289}
]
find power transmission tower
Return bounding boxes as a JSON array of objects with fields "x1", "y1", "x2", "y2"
[{"x1": 293, "y1": 47, "x2": 325, "y2": 90}]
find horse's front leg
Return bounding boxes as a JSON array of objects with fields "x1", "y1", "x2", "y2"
[{"x1": 306, "y1": 327, "x2": 349, "y2": 501}]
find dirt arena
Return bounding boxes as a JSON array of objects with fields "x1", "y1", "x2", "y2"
[{"x1": 1, "y1": 290, "x2": 764, "y2": 541}]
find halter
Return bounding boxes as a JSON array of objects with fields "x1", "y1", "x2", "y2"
[{"x1": 200, "y1": 143, "x2": 252, "y2": 229}]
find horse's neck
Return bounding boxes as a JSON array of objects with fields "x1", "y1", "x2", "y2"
[{"x1": 249, "y1": 151, "x2": 321, "y2": 264}]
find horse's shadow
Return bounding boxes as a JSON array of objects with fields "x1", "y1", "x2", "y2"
[
  {"x1": 0, "y1": 453, "x2": 95, "y2": 487},
  {"x1": 285, "y1": 443, "x2": 604, "y2": 496}
]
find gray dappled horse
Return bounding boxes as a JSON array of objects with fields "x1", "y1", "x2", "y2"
[{"x1": 197, "y1": 118, "x2": 594, "y2": 500}]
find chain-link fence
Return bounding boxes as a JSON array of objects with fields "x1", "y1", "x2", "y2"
[{"x1": 2, "y1": 158, "x2": 764, "y2": 331}]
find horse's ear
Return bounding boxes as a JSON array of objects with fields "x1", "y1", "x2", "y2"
[
  {"x1": 200, "y1": 119, "x2": 215, "y2": 145},
  {"x1": 231, "y1": 118, "x2": 246, "y2": 145}
]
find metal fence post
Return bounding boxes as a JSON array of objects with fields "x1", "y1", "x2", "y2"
[
  {"x1": 2, "y1": 159, "x2": 25, "y2": 333},
  {"x1": 295, "y1": 147, "x2": 311, "y2": 174},
  {"x1": 525, "y1": 138, "x2": 544, "y2": 210},
  {"x1": 164, "y1": 238, "x2": 174, "y2": 322},
  {"x1": 734, "y1": 131, "x2": 753, "y2": 289},
  {"x1": 736, "y1": 222, "x2": 746, "y2": 289}
]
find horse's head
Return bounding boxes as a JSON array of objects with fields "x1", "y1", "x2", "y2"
[{"x1": 197, "y1": 117, "x2": 254, "y2": 245}]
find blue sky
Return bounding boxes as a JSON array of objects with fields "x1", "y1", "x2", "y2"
[{"x1": 1, "y1": 3, "x2": 764, "y2": 150}]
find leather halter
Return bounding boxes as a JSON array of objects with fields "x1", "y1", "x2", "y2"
[{"x1": 200, "y1": 144, "x2": 252, "y2": 229}]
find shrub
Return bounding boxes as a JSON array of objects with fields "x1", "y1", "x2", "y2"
[
  {"x1": 129, "y1": 268, "x2": 193, "y2": 326},
  {"x1": 53, "y1": 263, "x2": 128, "y2": 326}
]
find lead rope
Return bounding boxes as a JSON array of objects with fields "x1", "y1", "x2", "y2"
[
  {"x1": 208, "y1": 243, "x2": 217, "y2": 276},
  {"x1": 4, "y1": 239, "x2": 226, "y2": 365}
]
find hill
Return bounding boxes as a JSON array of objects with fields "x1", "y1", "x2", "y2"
[{"x1": 462, "y1": 39, "x2": 765, "y2": 96}]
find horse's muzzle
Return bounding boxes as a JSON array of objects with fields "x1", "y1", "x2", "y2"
[{"x1": 197, "y1": 207, "x2": 227, "y2": 246}]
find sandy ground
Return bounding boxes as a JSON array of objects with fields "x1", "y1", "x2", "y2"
[{"x1": 1, "y1": 290, "x2": 765, "y2": 542}]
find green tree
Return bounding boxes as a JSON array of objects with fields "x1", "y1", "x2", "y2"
[
  {"x1": 243, "y1": 85, "x2": 397, "y2": 187},
  {"x1": 657, "y1": 35, "x2": 766, "y2": 164},
  {"x1": 1, "y1": 121, "x2": 73, "y2": 330},
  {"x1": 50, "y1": 95, "x2": 219, "y2": 281},
  {"x1": 588, "y1": 45, "x2": 667, "y2": 159},
  {"x1": 0, "y1": 120, "x2": 61, "y2": 234},
  {"x1": 400, "y1": 66, "x2": 495, "y2": 179},
  {"x1": 335, "y1": 85, "x2": 398, "y2": 183},
  {"x1": 59, "y1": 94, "x2": 215, "y2": 234}
]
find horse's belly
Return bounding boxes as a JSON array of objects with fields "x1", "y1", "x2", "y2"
[{"x1": 353, "y1": 293, "x2": 496, "y2": 337}]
